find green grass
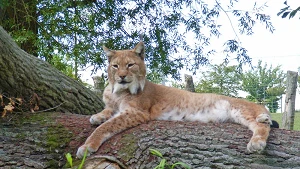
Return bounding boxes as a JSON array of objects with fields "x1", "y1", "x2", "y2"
[{"x1": 270, "y1": 112, "x2": 300, "y2": 131}]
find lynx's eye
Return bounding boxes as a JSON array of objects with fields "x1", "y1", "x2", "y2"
[
  {"x1": 127, "y1": 63, "x2": 135, "y2": 68},
  {"x1": 112, "y1": 64, "x2": 119, "y2": 69}
]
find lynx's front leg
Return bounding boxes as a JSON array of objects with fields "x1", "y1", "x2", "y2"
[
  {"x1": 89, "y1": 108, "x2": 114, "y2": 125},
  {"x1": 77, "y1": 109, "x2": 150, "y2": 158},
  {"x1": 247, "y1": 120, "x2": 271, "y2": 153}
]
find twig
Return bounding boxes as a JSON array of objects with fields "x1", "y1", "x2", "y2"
[
  {"x1": 7, "y1": 102, "x2": 66, "y2": 122},
  {"x1": 33, "y1": 101, "x2": 66, "y2": 113},
  {"x1": 215, "y1": 0, "x2": 241, "y2": 44}
]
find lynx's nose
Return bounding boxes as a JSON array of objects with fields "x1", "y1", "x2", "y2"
[{"x1": 120, "y1": 76, "x2": 126, "y2": 80}]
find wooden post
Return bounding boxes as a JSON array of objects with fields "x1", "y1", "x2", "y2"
[
  {"x1": 184, "y1": 74, "x2": 195, "y2": 92},
  {"x1": 92, "y1": 74, "x2": 106, "y2": 97},
  {"x1": 282, "y1": 71, "x2": 298, "y2": 130}
]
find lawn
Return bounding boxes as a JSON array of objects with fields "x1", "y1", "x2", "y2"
[{"x1": 270, "y1": 112, "x2": 300, "y2": 131}]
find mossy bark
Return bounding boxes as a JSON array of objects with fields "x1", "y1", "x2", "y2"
[
  {"x1": 0, "y1": 112, "x2": 73, "y2": 168},
  {"x1": 0, "y1": 26, "x2": 104, "y2": 114}
]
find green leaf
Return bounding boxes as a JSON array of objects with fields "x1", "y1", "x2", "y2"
[
  {"x1": 149, "y1": 148, "x2": 164, "y2": 158},
  {"x1": 158, "y1": 159, "x2": 166, "y2": 168},
  {"x1": 171, "y1": 162, "x2": 191, "y2": 169},
  {"x1": 282, "y1": 11, "x2": 290, "y2": 18},
  {"x1": 65, "y1": 153, "x2": 73, "y2": 167},
  {"x1": 277, "y1": 6, "x2": 290, "y2": 16},
  {"x1": 289, "y1": 7, "x2": 300, "y2": 19},
  {"x1": 78, "y1": 148, "x2": 88, "y2": 169}
]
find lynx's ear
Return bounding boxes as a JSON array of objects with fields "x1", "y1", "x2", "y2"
[
  {"x1": 133, "y1": 42, "x2": 145, "y2": 60},
  {"x1": 103, "y1": 46, "x2": 115, "y2": 62}
]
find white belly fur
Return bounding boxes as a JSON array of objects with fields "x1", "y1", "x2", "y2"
[{"x1": 157, "y1": 99, "x2": 240, "y2": 123}]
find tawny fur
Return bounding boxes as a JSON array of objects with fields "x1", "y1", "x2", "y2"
[{"x1": 76, "y1": 42, "x2": 272, "y2": 158}]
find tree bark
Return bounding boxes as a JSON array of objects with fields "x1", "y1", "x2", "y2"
[
  {"x1": 0, "y1": 26, "x2": 104, "y2": 114},
  {"x1": 1, "y1": 112, "x2": 300, "y2": 169}
]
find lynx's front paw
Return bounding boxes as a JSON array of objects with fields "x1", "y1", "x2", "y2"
[
  {"x1": 247, "y1": 137, "x2": 266, "y2": 153},
  {"x1": 76, "y1": 144, "x2": 97, "y2": 159},
  {"x1": 90, "y1": 114, "x2": 107, "y2": 125}
]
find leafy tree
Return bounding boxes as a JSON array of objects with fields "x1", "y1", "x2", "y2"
[
  {"x1": 195, "y1": 63, "x2": 241, "y2": 97},
  {"x1": 241, "y1": 60, "x2": 285, "y2": 113},
  {"x1": 0, "y1": 0, "x2": 38, "y2": 56},
  {"x1": 1, "y1": 0, "x2": 275, "y2": 80}
]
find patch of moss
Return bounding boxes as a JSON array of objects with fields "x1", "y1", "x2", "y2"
[
  {"x1": 15, "y1": 132, "x2": 26, "y2": 139},
  {"x1": 47, "y1": 159, "x2": 60, "y2": 168},
  {"x1": 117, "y1": 134, "x2": 138, "y2": 161},
  {"x1": 17, "y1": 112, "x2": 73, "y2": 150},
  {"x1": 15, "y1": 112, "x2": 74, "y2": 168},
  {"x1": 44, "y1": 118, "x2": 73, "y2": 168},
  {"x1": 19, "y1": 112, "x2": 51, "y2": 125},
  {"x1": 46, "y1": 125, "x2": 73, "y2": 150}
]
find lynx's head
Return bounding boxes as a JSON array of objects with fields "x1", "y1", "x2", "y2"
[{"x1": 103, "y1": 42, "x2": 146, "y2": 94}]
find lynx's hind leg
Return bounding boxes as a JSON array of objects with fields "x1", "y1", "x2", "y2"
[{"x1": 90, "y1": 108, "x2": 114, "y2": 125}]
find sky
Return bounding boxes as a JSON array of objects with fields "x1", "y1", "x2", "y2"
[
  {"x1": 80, "y1": 0, "x2": 300, "y2": 111},
  {"x1": 202, "y1": 0, "x2": 300, "y2": 72},
  {"x1": 234, "y1": 0, "x2": 300, "y2": 73}
]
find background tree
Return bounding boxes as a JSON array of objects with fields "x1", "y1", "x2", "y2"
[
  {"x1": 0, "y1": 0, "x2": 38, "y2": 56},
  {"x1": 1, "y1": 0, "x2": 274, "y2": 81},
  {"x1": 195, "y1": 63, "x2": 241, "y2": 97},
  {"x1": 241, "y1": 60, "x2": 285, "y2": 113}
]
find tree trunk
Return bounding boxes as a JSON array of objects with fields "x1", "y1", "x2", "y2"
[
  {"x1": 0, "y1": 26, "x2": 104, "y2": 114},
  {"x1": 1, "y1": 112, "x2": 300, "y2": 169},
  {"x1": 282, "y1": 71, "x2": 298, "y2": 130}
]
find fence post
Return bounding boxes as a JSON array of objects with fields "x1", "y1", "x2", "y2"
[
  {"x1": 92, "y1": 74, "x2": 105, "y2": 97},
  {"x1": 282, "y1": 71, "x2": 298, "y2": 130},
  {"x1": 184, "y1": 74, "x2": 195, "y2": 92}
]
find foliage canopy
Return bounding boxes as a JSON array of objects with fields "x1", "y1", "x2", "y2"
[{"x1": 0, "y1": 0, "x2": 275, "y2": 80}]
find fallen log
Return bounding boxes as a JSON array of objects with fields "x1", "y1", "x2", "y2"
[{"x1": 1, "y1": 112, "x2": 300, "y2": 169}]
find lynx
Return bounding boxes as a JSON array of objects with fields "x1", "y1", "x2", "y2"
[{"x1": 76, "y1": 41, "x2": 272, "y2": 158}]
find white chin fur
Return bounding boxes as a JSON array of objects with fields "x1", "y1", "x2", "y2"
[{"x1": 113, "y1": 79, "x2": 145, "y2": 94}]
